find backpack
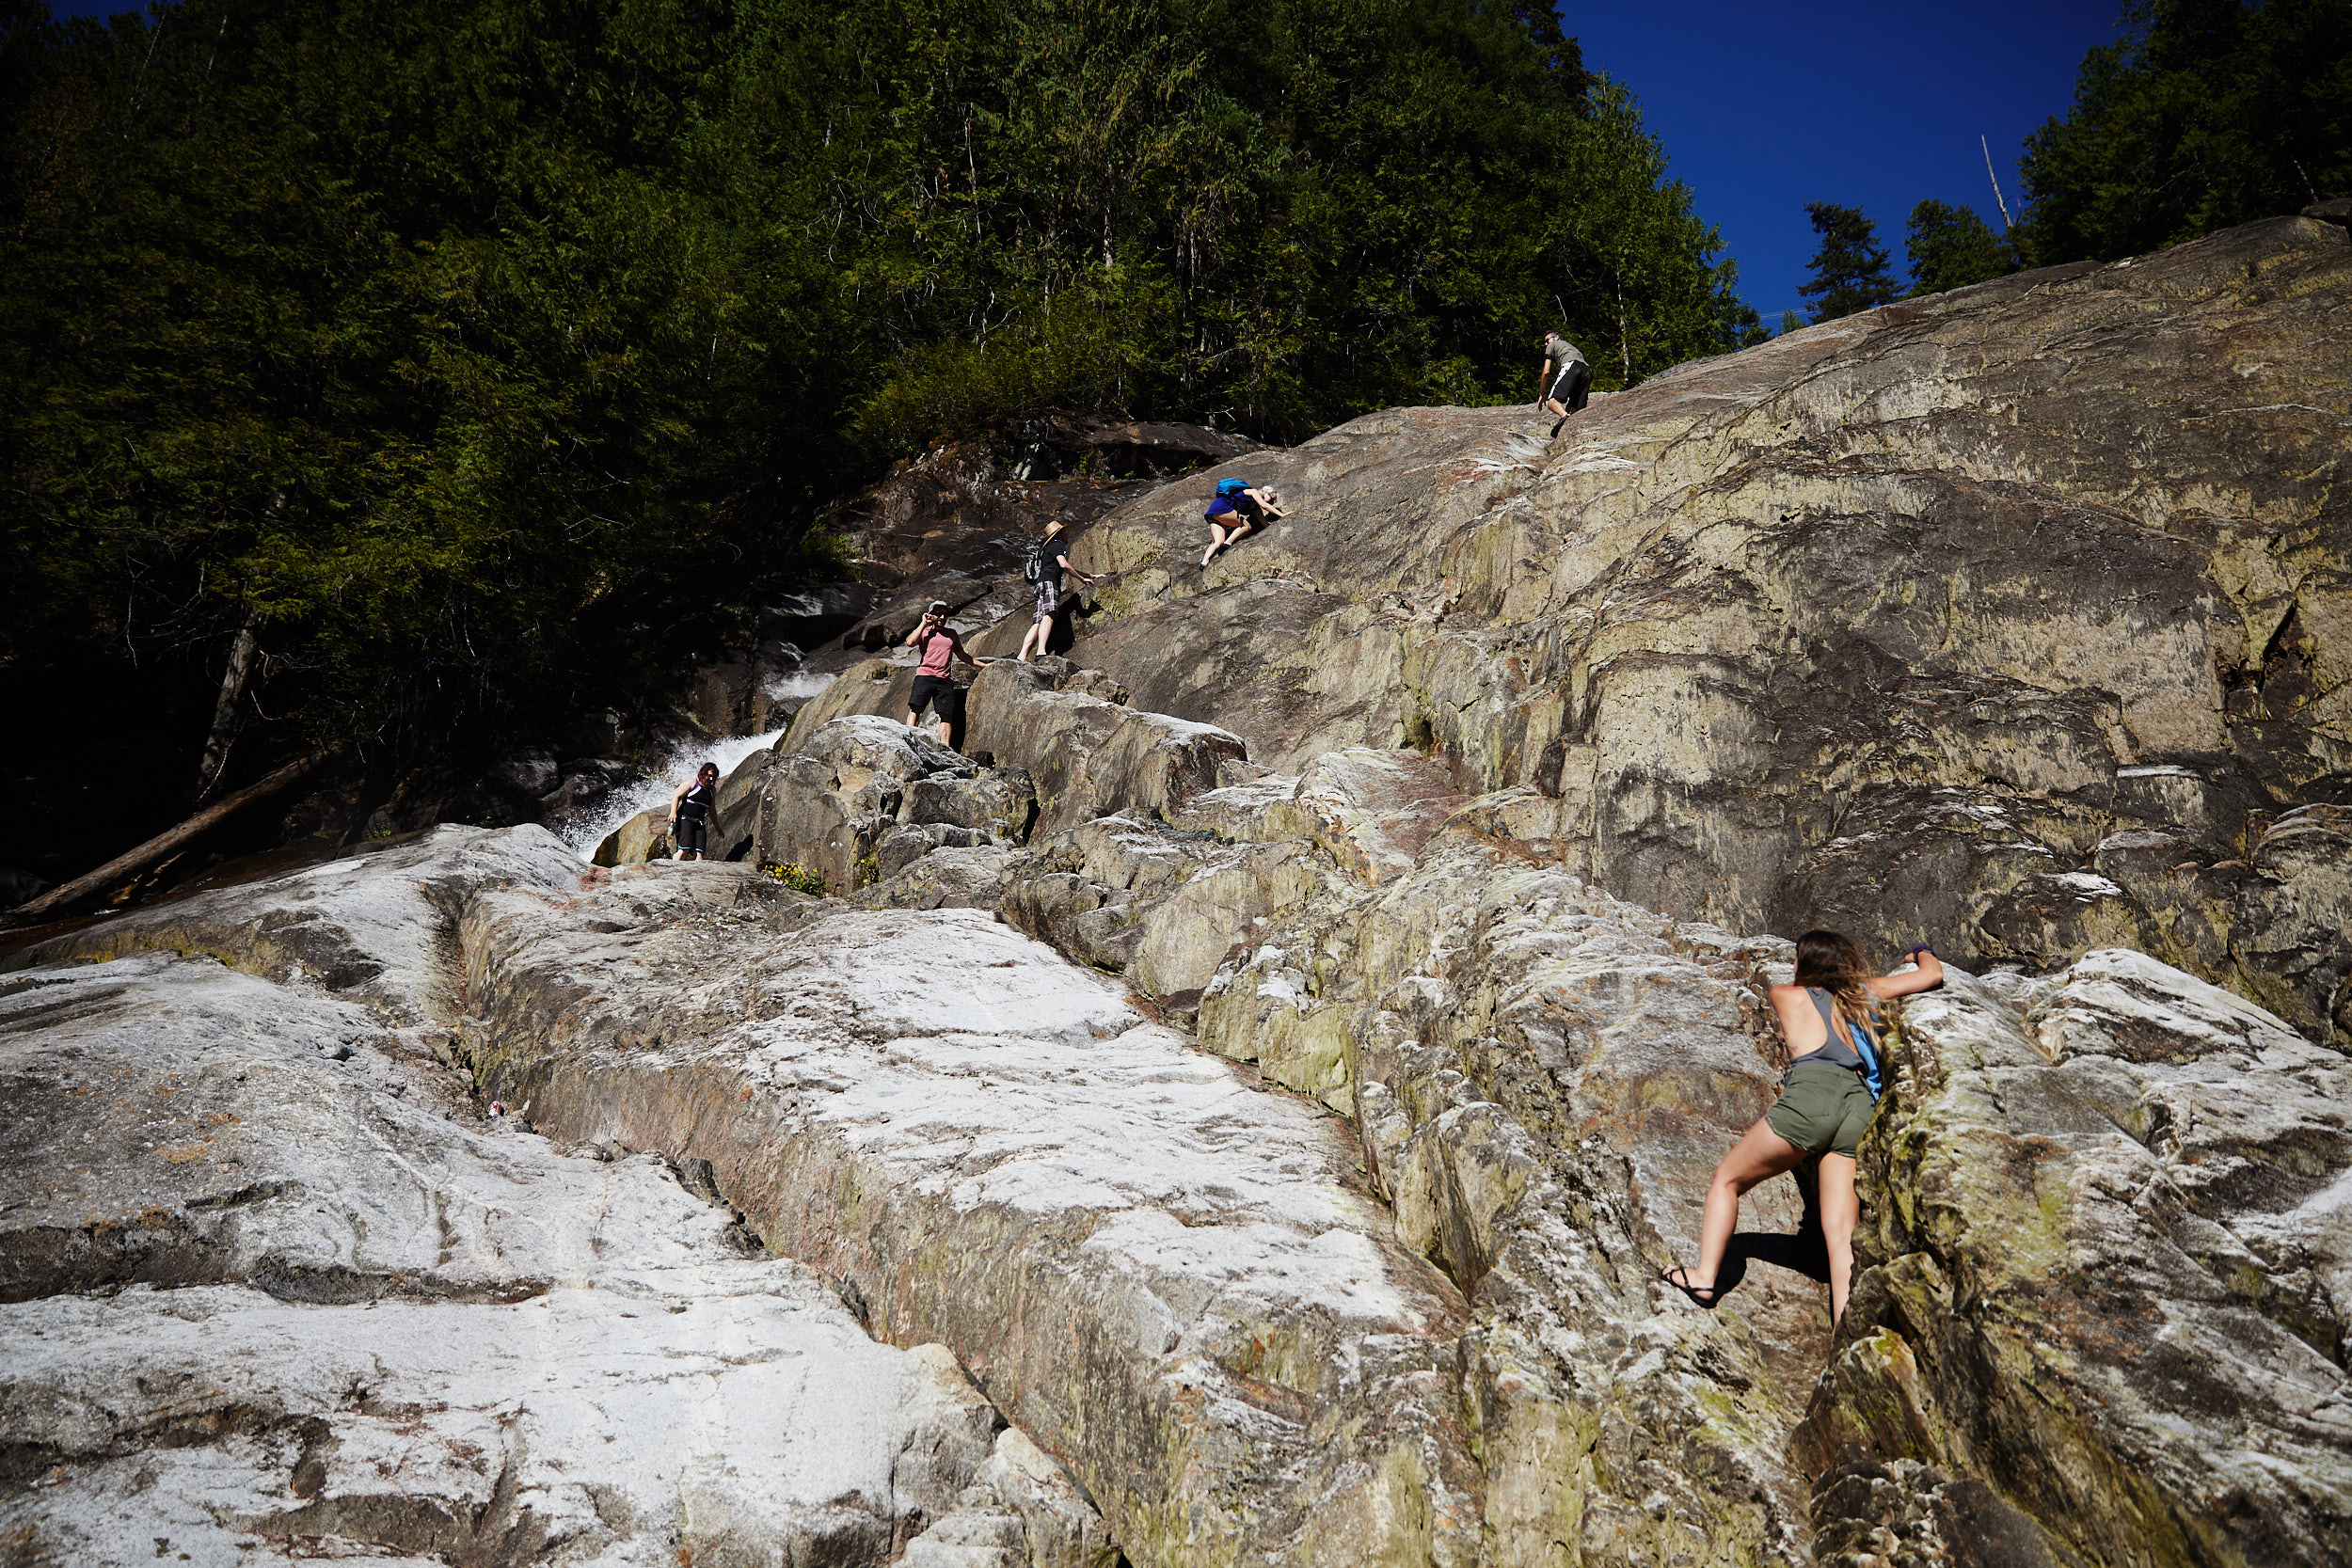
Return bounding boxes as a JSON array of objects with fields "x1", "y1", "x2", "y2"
[
  {"x1": 1848, "y1": 1020, "x2": 1884, "y2": 1101},
  {"x1": 1024, "y1": 534, "x2": 1056, "y2": 583},
  {"x1": 1215, "y1": 477, "x2": 1250, "y2": 498}
]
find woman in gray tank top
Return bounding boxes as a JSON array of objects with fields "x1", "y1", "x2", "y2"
[{"x1": 1661, "y1": 929, "x2": 1944, "y2": 1327}]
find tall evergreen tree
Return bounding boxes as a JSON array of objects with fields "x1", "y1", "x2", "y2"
[
  {"x1": 1904, "y1": 199, "x2": 2014, "y2": 295},
  {"x1": 1797, "y1": 202, "x2": 1899, "y2": 323},
  {"x1": 2018, "y1": 0, "x2": 2352, "y2": 263}
]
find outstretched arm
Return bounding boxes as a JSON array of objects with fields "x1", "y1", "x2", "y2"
[
  {"x1": 1869, "y1": 946, "x2": 1946, "y2": 999},
  {"x1": 666, "y1": 779, "x2": 691, "y2": 822}
]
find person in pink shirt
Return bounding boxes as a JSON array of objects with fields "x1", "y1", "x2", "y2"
[{"x1": 903, "y1": 600, "x2": 991, "y2": 749}]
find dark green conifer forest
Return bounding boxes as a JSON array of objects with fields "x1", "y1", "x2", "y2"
[
  {"x1": 2018, "y1": 0, "x2": 2351, "y2": 265},
  {"x1": 0, "y1": 0, "x2": 1752, "y2": 853}
]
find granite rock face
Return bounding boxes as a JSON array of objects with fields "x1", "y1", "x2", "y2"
[
  {"x1": 0, "y1": 833, "x2": 1110, "y2": 1567},
  {"x1": 9, "y1": 214, "x2": 2351, "y2": 1568},
  {"x1": 1798, "y1": 950, "x2": 2352, "y2": 1567},
  {"x1": 457, "y1": 866, "x2": 1485, "y2": 1568},
  {"x1": 1065, "y1": 215, "x2": 2352, "y2": 1042}
]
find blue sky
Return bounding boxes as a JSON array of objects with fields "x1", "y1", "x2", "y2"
[
  {"x1": 47, "y1": 0, "x2": 2126, "y2": 324},
  {"x1": 1568, "y1": 1, "x2": 2128, "y2": 322}
]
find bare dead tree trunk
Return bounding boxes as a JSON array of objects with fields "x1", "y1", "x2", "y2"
[
  {"x1": 1982, "y1": 135, "x2": 2015, "y2": 234},
  {"x1": 10, "y1": 750, "x2": 339, "y2": 925},
  {"x1": 195, "y1": 616, "x2": 259, "y2": 802},
  {"x1": 1616, "y1": 276, "x2": 1631, "y2": 386}
]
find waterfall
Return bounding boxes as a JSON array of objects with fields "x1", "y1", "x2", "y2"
[{"x1": 556, "y1": 671, "x2": 836, "y2": 860}]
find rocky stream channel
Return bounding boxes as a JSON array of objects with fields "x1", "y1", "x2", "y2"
[{"x1": 4, "y1": 212, "x2": 2349, "y2": 1567}]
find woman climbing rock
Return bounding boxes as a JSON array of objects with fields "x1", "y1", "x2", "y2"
[
  {"x1": 666, "y1": 761, "x2": 721, "y2": 861},
  {"x1": 1661, "y1": 930, "x2": 1943, "y2": 1326},
  {"x1": 1200, "y1": 478, "x2": 1286, "y2": 567}
]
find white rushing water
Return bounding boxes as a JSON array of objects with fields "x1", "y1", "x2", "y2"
[{"x1": 557, "y1": 672, "x2": 838, "y2": 860}]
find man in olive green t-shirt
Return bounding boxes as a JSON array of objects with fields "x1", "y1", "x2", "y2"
[{"x1": 1537, "y1": 331, "x2": 1591, "y2": 437}]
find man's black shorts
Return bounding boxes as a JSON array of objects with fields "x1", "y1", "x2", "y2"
[
  {"x1": 1549, "y1": 358, "x2": 1592, "y2": 412},
  {"x1": 911, "y1": 674, "x2": 965, "y2": 722}
]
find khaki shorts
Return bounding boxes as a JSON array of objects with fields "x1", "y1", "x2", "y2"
[{"x1": 1766, "y1": 1059, "x2": 1877, "y2": 1158}]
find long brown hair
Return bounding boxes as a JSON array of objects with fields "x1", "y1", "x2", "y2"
[{"x1": 1794, "y1": 929, "x2": 1891, "y2": 1048}]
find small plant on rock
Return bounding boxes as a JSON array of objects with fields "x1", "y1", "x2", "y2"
[{"x1": 762, "y1": 862, "x2": 830, "y2": 896}]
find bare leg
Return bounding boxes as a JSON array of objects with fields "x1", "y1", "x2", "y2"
[
  {"x1": 906, "y1": 707, "x2": 922, "y2": 729},
  {"x1": 1018, "y1": 619, "x2": 1046, "y2": 661},
  {"x1": 1690, "y1": 1117, "x2": 1808, "y2": 1291},
  {"x1": 1818, "y1": 1153, "x2": 1860, "y2": 1326},
  {"x1": 935, "y1": 719, "x2": 954, "y2": 750},
  {"x1": 1202, "y1": 524, "x2": 1230, "y2": 567}
]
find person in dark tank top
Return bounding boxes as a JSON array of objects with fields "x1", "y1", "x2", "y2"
[
  {"x1": 1660, "y1": 928, "x2": 1944, "y2": 1327},
  {"x1": 666, "y1": 761, "x2": 721, "y2": 861}
]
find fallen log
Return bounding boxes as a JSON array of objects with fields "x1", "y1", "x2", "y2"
[{"x1": 8, "y1": 751, "x2": 339, "y2": 925}]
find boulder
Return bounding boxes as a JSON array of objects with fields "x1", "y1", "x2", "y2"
[
  {"x1": 901, "y1": 767, "x2": 1038, "y2": 840},
  {"x1": 1195, "y1": 832, "x2": 1835, "y2": 1561},
  {"x1": 750, "y1": 751, "x2": 896, "y2": 892},
  {"x1": 1002, "y1": 811, "x2": 1340, "y2": 1012},
  {"x1": 740, "y1": 717, "x2": 1019, "y2": 894},
  {"x1": 967, "y1": 659, "x2": 1248, "y2": 833},
  {"x1": 1263, "y1": 747, "x2": 1468, "y2": 885},
  {"x1": 787, "y1": 655, "x2": 923, "y2": 743},
  {"x1": 689, "y1": 658, "x2": 758, "y2": 733},
  {"x1": 855, "y1": 844, "x2": 1023, "y2": 911},
  {"x1": 803, "y1": 712, "x2": 979, "y2": 780},
  {"x1": 486, "y1": 745, "x2": 557, "y2": 802},
  {"x1": 592, "y1": 804, "x2": 671, "y2": 865},
  {"x1": 873, "y1": 819, "x2": 994, "y2": 877},
  {"x1": 1191, "y1": 813, "x2": 2352, "y2": 1566}
]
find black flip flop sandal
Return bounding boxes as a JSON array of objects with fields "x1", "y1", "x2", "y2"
[{"x1": 1659, "y1": 1265, "x2": 1718, "y2": 1307}]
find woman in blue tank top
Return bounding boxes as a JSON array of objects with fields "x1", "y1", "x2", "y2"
[{"x1": 1661, "y1": 929, "x2": 1943, "y2": 1327}]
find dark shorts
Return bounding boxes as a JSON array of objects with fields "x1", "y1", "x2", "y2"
[
  {"x1": 1031, "y1": 578, "x2": 1059, "y2": 623},
  {"x1": 1549, "y1": 358, "x2": 1592, "y2": 412},
  {"x1": 674, "y1": 816, "x2": 708, "y2": 854},
  {"x1": 1765, "y1": 1059, "x2": 1876, "y2": 1158},
  {"x1": 910, "y1": 673, "x2": 964, "y2": 722},
  {"x1": 1206, "y1": 497, "x2": 1258, "y2": 532}
]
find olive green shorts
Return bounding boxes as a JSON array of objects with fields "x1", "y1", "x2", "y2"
[{"x1": 1766, "y1": 1059, "x2": 1877, "y2": 1159}]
